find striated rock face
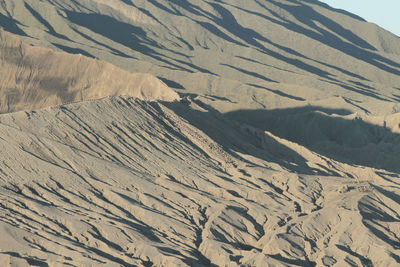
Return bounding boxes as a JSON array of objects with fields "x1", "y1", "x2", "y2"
[{"x1": 0, "y1": 29, "x2": 178, "y2": 113}]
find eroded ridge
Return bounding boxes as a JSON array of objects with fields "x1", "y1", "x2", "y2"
[
  {"x1": 0, "y1": 29, "x2": 178, "y2": 114},
  {"x1": 0, "y1": 97, "x2": 399, "y2": 266}
]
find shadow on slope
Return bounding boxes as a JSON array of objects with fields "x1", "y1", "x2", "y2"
[
  {"x1": 214, "y1": 0, "x2": 399, "y2": 77},
  {"x1": 24, "y1": 2, "x2": 70, "y2": 41},
  {"x1": 64, "y1": 12, "x2": 155, "y2": 54},
  {"x1": 64, "y1": 11, "x2": 209, "y2": 73},
  {"x1": 163, "y1": 97, "x2": 353, "y2": 176},
  {"x1": 52, "y1": 43, "x2": 95, "y2": 58},
  {"x1": 225, "y1": 107, "x2": 400, "y2": 174},
  {"x1": 299, "y1": 0, "x2": 366, "y2": 22},
  {"x1": 63, "y1": 1, "x2": 378, "y2": 82},
  {"x1": 0, "y1": 13, "x2": 26, "y2": 36},
  {"x1": 143, "y1": 0, "x2": 399, "y2": 83},
  {"x1": 358, "y1": 190, "x2": 400, "y2": 250},
  {"x1": 255, "y1": 0, "x2": 400, "y2": 76}
]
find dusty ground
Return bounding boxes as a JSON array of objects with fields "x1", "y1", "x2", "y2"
[
  {"x1": 0, "y1": 97, "x2": 399, "y2": 266},
  {"x1": 0, "y1": 0, "x2": 400, "y2": 266}
]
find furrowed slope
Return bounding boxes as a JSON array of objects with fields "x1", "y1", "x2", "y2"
[
  {"x1": 1, "y1": 0, "x2": 399, "y2": 173},
  {"x1": 0, "y1": 97, "x2": 399, "y2": 266},
  {"x1": 0, "y1": 29, "x2": 178, "y2": 113},
  {"x1": 1, "y1": 0, "x2": 400, "y2": 114},
  {"x1": 0, "y1": 1, "x2": 400, "y2": 266}
]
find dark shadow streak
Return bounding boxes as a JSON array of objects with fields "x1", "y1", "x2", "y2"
[
  {"x1": 0, "y1": 13, "x2": 26, "y2": 36},
  {"x1": 392, "y1": 94, "x2": 400, "y2": 102},
  {"x1": 0, "y1": 252, "x2": 49, "y2": 267},
  {"x1": 269, "y1": 253, "x2": 316, "y2": 266},
  {"x1": 208, "y1": 3, "x2": 335, "y2": 79},
  {"x1": 24, "y1": 3, "x2": 70, "y2": 41},
  {"x1": 158, "y1": 77, "x2": 185, "y2": 90},
  {"x1": 358, "y1": 196, "x2": 400, "y2": 250},
  {"x1": 65, "y1": 11, "x2": 200, "y2": 73},
  {"x1": 298, "y1": 0, "x2": 366, "y2": 21},
  {"x1": 255, "y1": 0, "x2": 400, "y2": 76},
  {"x1": 163, "y1": 98, "x2": 347, "y2": 176},
  {"x1": 342, "y1": 97, "x2": 370, "y2": 114},
  {"x1": 336, "y1": 245, "x2": 373, "y2": 267},
  {"x1": 248, "y1": 83, "x2": 306, "y2": 101},
  {"x1": 218, "y1": 0, "x2": 371, "y2": 81},
  {"x1": 69, "y1": 26, "x2": 134, "y2": 58},
  {"x1": 221, "y1": 63, "x2": 278, "y2": 83},
  {"x1": 64, "y1": 12, "x2": 155, "y2": 54},
  {"x1": 225, "y1": 106, "x2": 400, "y2": 173},
  {"x1": 52, "y1": 43, "x2": 95, "y2": 58},
  {"x1": 151, "y1": 0, "x2": 336, "y2": 79},
  {"x1": 235, "y1": 55, "x2": 299, "y2": 75},
  {"x1": 324, "y1": 79, "x2": 389, "y2": 102}
]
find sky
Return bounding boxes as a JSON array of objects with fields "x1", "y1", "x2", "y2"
[{"x1": 320, "y1": 0, "x2": 400, "y2": 37}]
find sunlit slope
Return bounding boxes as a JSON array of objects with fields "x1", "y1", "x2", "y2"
[
  {"x1": 0, "y1": 97, "x2": 399, "y2": 266},
  {"x1": 0, "y1": 29, "x2": 178, "y2": 113},
  {"x1": 1, "y1": 0, "x2": 400, "y2": 114},
  {"x1": 0, "y1": 1, "x2": 400, "y2": 266}
]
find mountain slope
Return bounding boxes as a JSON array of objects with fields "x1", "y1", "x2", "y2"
[
  {"x1": 0, "y1": 0, "x2": 400, "y2": 266},
  {"x1": 0, "y1": 97, "x2": 399, "y2": 266},
  {"x1": 1, "y1": 0, "x2": 400, "y2": 114},
  {"x1": 0, "y1": 29, "x2": 178, "y2": 113}
]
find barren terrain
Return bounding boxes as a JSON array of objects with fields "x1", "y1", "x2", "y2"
[{"x1": 0, "y1": 0, "x2": 400, "y2": 266}]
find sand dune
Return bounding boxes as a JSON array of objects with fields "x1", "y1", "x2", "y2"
[{"x1": 0, "y1": 0, "x2": 400, "y2": 266}]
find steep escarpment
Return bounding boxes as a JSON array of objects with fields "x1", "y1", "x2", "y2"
[{"x1": 0, "y1": 29, "x2": 178, "y2": 113}]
